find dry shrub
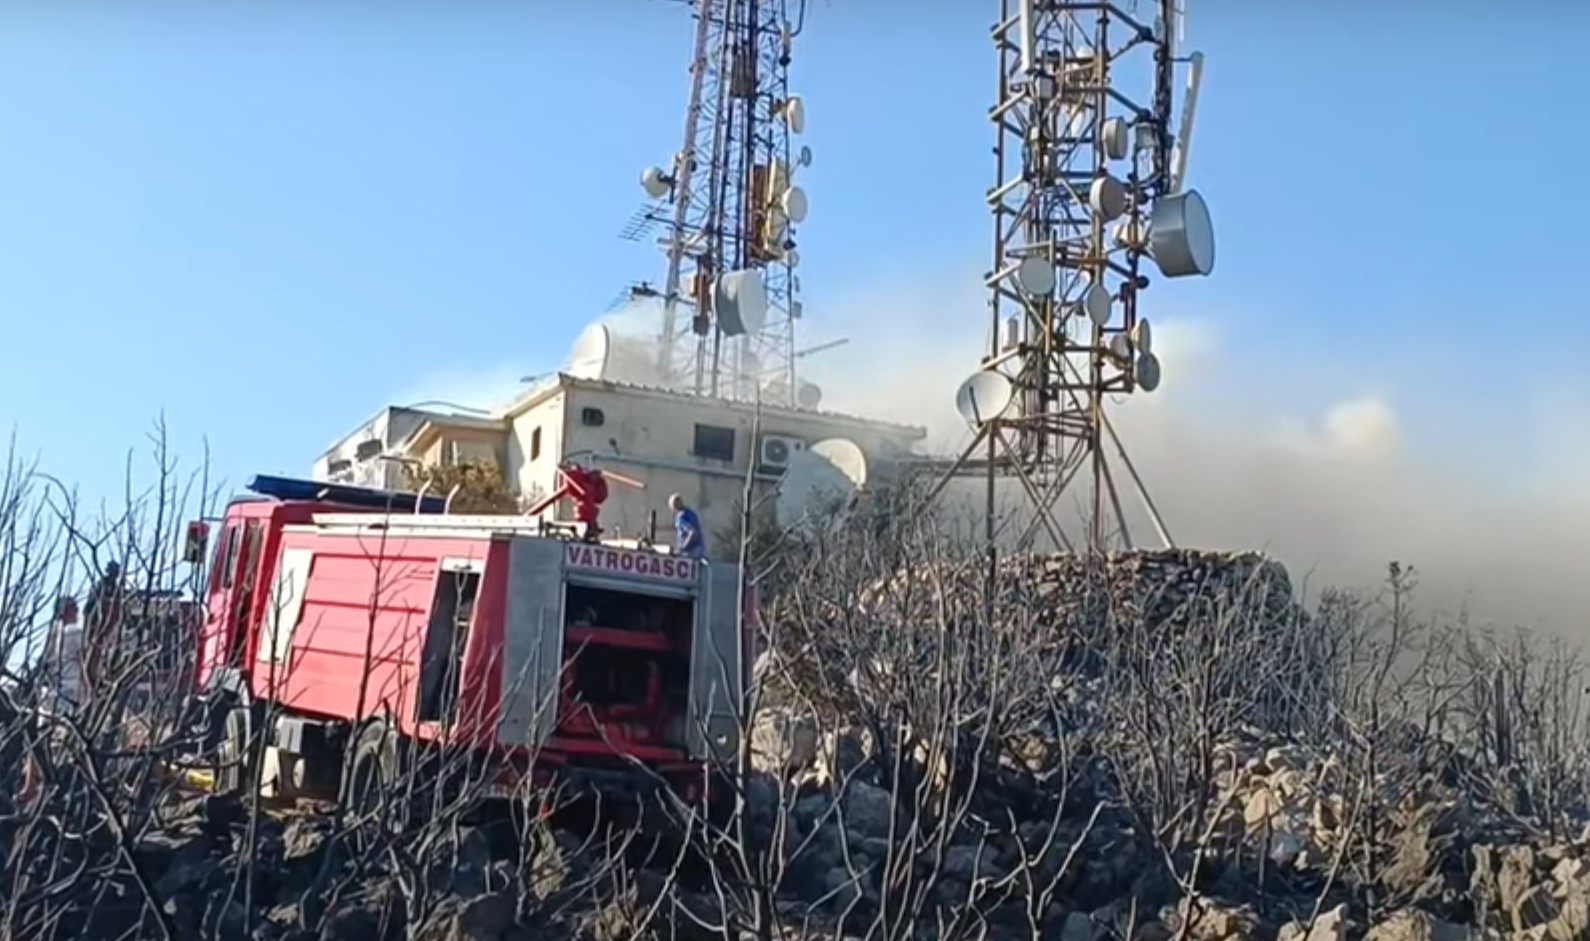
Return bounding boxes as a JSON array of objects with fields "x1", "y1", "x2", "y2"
[{"x1": 402, "y1": 459, "x2": 520, "y2": 515}]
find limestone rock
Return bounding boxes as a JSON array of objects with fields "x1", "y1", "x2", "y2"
[{"x1": 1278, "y1": 904, "x2": 1349, "y2": 941}]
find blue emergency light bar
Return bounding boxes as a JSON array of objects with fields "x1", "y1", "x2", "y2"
[{"x1": 246, "y1": 474, "x2": 448, "y2": 514}]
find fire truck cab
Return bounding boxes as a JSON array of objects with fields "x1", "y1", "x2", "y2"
[{"x1": 193, "y1": 474, "x2": 745, "y2": 807}]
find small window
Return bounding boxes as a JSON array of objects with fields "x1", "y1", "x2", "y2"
[
  {"x1": 692, "y1": 423, "x2": 736, "y2": 461},
  {"x1": 207, "y1": 526, "x2": 235, "y2": 595},
  {"x1": 530, "y1": 427, "x2": 542, "y2": 461},
  {"x1": 353, "y1": 439, "x2": 383, "y2": 461},
  {"x1": 220, "y1": 525, "x2": 242, "y2": 590},
  {"x1": 581, "y1": 407, "x2": 605, "y2": 427},
  {"x1": 234, "y1": 521, "x2": 264, "y2": 617},
  {"x1": 418, "y1": 566, "x2": 482, "y2": 723}
]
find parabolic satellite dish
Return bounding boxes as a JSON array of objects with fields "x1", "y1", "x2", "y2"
[
  {"x1": 564, "y1": 323, "x2": 612, "y2": 380},
  {"x1": 1017, "y1": 256, "x2": 1056, "y2": 296},
  {"x1": 775, "y1": 438, "x2": 868, "y2": 530},
  {"x1": 1083, "y1": 280, "x2": 1112, "y2": 326},
  {"x1": 1108, "y1": 332, "x2": 1132, "y2": 363},
  {"x1": 784, "y1": 95, "x2": 807, "y2": 134},
  {"x1": 1090, "y1": 174, "x2": 1128, "y2": 221},
  {"x1": 1131, "y1": 317, "x2": 1154, "y2": 355},
  {"x1": 795, "y1": 381, "x2": 823, "y2": 409},
  {"x1": 1135, "y1": 351, "x2": 1163, "y2": 392},
  {"x1": 563, "y1": 320, "x2": 668, "y2": 386},
  {"x1": 1149, "y1": 189, "x2": 1216, "y2": 278},
  {"x1": 781, "y1": 186, "x2": 809, "y2": 224},
  {"x1": 953, "y1": 370, "x2": 1015, "y2": 425},
  {"x1": 640, "y1": 166, "x2": 671, "y2": 199},
  {"x1": 715, "y1": 269, "x2": 768, "y2": 337}
]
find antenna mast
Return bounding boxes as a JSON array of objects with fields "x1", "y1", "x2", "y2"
[
  {"x1": 933, "y1": 0, "x2": 1214, "y2": 556},
  {"x1": 626, "y1": 0, "x2": 813, "y2": 406}
]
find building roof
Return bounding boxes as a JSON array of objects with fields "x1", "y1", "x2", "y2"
[
  {"x1": 399, "y1": 414, "x2": 510, "y2": 454},
  {"x1": 317, "y1": 404, "x2": 506, "y2": 462},
  {"x1": 500, "y1": 373, "x2": 929, "y2": 441}
]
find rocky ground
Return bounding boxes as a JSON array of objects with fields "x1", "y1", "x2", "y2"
[
  {"x1": 3, "y1": 548, "x2": 1587, "y2": 941},
  {"x1": 73, "y1": 731, "x2": 1590, "y2": 941}
]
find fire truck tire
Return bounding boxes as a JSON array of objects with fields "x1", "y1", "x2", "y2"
[{"x1": 343, "y1": 721, "x2": 406, "y2": 835}]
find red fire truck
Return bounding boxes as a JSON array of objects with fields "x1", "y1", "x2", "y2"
[{"x1": 190, "y1": 473, "x2": 745, "y2": 811}]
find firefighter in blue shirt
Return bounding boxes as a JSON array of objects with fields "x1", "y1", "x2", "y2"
[{"x1": 668, "y1": 493, "x2": 706, "y2": 559}]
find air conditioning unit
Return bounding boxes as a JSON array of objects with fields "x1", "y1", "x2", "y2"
[{"x1": 757, "y1": 434, "x2": 807, "y2": 473}]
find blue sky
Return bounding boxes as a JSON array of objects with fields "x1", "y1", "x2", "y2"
[{"x1": 1, "y1": 2, "x2": 1588, "y2": 601}]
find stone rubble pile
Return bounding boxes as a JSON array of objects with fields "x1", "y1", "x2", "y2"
[
  {"x1": 849, "y1": 548, "x2": 1304, "y2": 658},
  {"x1": 1000, "y1": 548, "x2": 1300, "y2": 636}
]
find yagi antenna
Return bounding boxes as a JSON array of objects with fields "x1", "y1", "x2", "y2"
[{"x1": 1170, "y1": 50, "x2": 1203, "y2": 194}]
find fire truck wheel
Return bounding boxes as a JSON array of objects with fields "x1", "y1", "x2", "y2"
[{"x1": 344, "y1": 721, "x2": 405, "y2": 835}]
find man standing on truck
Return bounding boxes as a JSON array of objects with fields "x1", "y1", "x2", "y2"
[{"x1": 668, "y1": 493, "x2": 706, "y2": 559}]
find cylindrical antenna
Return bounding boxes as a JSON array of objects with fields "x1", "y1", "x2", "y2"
[
  {"x1": 1018, "y1": 0, "x2": 1036, "y2": 74},
  {"x1": 1170, "y1": 51, "x2": 1203, "y2": 194}
]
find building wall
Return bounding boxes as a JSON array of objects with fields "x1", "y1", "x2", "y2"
[
  {"x1": 315, "y1": 380, "x2": 923, "y2": 560},
  {"x1": 313, "y1": 407, "x2": 430, "y2": 490},
  {"x1": 506, "y1": 394, "x2": 565, "y2": 510},
  {"x1": 415, "y1": 426, "x2": 509, "y2": 471},
  {"x1": 550, "y1": 383, "x2": 924, "y2": 555}
]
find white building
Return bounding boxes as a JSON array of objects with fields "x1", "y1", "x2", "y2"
[{"x1": 313, "y1": 374, "x2": 927, "y2": 556}]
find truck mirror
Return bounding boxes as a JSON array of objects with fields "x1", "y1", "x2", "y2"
[{"x1": 183, "y1": 520, "x2": 210, "y2": 565}]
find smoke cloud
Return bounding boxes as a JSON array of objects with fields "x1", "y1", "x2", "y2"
[{"x1": 801, "y1": 274, "x2": 1590, "y2": 641}]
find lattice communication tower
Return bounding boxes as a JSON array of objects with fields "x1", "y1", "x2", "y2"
[
  {"x1": 620, "y1": 0, "x2": 815, "y2": 407},
  {"x1": 932, "y1": 0, "x2": 1215, "y2": 556}
]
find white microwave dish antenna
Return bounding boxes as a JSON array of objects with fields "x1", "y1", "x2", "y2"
[
  {"x1": 795, "y1": 381, "x2": 823, "y2": 409},
  {"x1": 776, "y1": 437, "x2": 868, "y2": 530},
  {"x1": 1131, "y1": 317, "x2": 1153, "y2": 355},
  {"x1": 1148, "y1": 189, "x2": 1216, "y2": 278},
  {"x1": 1135, "y1": 351, "x2": 1163, "y2": 392},
  {"x1": 715, "y1": 269, "x2": 769, "y2": 336},
  {"x1": 781, "y1": 186, "x2": 809, "y2": 223},
  {"x1": 564, "y1": 322, "x2": 612, "y2": 380},
  {"x1": 953, "y1": 370, "x2": 1015, "y2": 425},
  {"x1": 1017, "y1": 256, "x2": 1056, "y2": 296},
  {"x1": 640, "y1": 165, "x2": 671, "y2": 199},
  {"x1": 784, "y1": 95, "x2": 806, "y2": 134}
]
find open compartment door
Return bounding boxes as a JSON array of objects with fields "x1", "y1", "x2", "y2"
[
  {"x1": 686, "y1": 560, "x2": 744, "y2": 763},
  {"x1": 497, "y1": 538, "x2": 569, "y2": 748}
]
